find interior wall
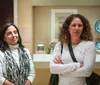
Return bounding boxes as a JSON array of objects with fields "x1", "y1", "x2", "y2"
[
  {"x1": 33, "y1": 69, "x2": 50, "y2": 85},
  {"x1": 18, "y1": 0, "x2": 33, "y2": 54},
  {"x1": 33, "y1": 6, "x2": 100, "y2": 53}
]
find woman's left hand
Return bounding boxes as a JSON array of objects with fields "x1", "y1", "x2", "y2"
[{"x1": 24, "y1": 80, "x2": 31, "y2": 85}]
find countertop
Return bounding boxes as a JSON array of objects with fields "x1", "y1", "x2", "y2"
[{"x1": 33, "y1": 54, "x2": 100, "y2": 69}]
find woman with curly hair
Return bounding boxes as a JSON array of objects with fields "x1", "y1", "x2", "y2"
[{"x1": 50, "y1": 14, "x2": 96, "y2": 85}]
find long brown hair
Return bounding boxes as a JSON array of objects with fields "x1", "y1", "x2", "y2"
[{"x1": 58, "y1": 14, "x2": 93, "y2": 44}]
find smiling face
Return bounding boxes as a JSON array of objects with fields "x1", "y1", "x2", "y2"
[
  {"x1": 4, "y1": 25, "x2": 19, "y2": 45},
  {"x1": 68, "y1": 18, "x2": 83, "y2": 39}
]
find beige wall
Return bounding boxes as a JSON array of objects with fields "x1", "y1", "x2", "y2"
[
  {"x1": 33, "y1": 7, "x2": 51, "y2": 53},
  {"x1": 18, "y1": 0, "x2": 33, "y2": 54},
  {"x1": 33, "y1": 69, "x2": 50, "y2": 85},
  {"x1": 33, "y1": 6, "x2": 100, "y2": 53}
]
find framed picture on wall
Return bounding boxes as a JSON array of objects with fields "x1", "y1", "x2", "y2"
[{"x1": 51, "y1": 9, "x2": 78, "y2": 42}]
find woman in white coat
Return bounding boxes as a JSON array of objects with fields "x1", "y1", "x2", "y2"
[{"x1": 50, "y1": 14, "x2": 96, "y2": 85}]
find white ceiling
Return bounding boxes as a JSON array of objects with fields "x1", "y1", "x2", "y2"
[{"x1": 32, "y1": 0, "x2": 100, "y2": 6}]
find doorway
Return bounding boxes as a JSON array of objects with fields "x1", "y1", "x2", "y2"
[{"x1": 0, "y1": 0, "x2": 13, "y2": 28}]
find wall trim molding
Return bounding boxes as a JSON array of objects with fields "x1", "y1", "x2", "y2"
[{"x1": 14, "y1": 0, "x2": 18, "y2": 26}]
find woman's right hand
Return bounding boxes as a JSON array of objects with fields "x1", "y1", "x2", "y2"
[
  {"x1": 53, "y1": 56, "x2": 63, "y2": 64},
  {"x1": 53, "y1": 56, "x2": 84, "y2": 67},
  {"x1": 3, "y1": 80, "x2": 15, "y2": 85},
  {"x1": 80, "y1": 62, "x2": 84, "y2": 67}
]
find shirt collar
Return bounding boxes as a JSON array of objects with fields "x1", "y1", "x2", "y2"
[{"x1": 8, "y1": 44, "x2": 19, "y2": 50}]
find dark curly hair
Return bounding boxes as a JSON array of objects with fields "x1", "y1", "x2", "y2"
[
  {"x1": 0, "y1": 23, "x2": 24, "y2": 52},
  {"x1": 58, "y1": 14, "x2": 93, "y2": 44}
]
